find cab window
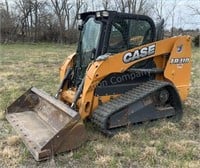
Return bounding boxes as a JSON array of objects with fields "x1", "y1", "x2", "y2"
[{"x1": 108, "y1": 18, "x2": 153, "y2": 53}]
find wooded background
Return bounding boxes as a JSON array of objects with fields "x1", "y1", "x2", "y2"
[{"x1": 0, "y1": 0, "x2": 199, "y2": 44}]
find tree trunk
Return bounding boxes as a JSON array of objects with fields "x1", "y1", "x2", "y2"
[{"x1": 34, "y1": 0, "x2": 38, "y2": 42}]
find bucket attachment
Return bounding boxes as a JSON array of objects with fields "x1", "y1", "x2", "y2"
[{"x1": 6, "y1": 87, "x2": 87, "y2": 161}]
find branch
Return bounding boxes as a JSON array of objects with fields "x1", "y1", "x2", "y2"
[{"x1": 188, "y1": 5, "x2": 200, "y2": 15}]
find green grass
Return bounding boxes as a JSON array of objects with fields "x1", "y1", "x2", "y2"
[{"x1": 0, "y1": 43, "x2": 199, "y2": 167}]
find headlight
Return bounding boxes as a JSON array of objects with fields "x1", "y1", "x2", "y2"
[
  {"x1": 102, "y1": 11, "x2": 109, "y2": 17},
  {"x1": 96, "y1": 11, "x2": 109, "y2": 18},
  {"x1": 96, "y1": 11, "x2": 101, "y2": 18}
]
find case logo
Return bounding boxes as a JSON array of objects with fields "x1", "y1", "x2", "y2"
[{"x1": 123, "y1": 44, "x2": 156, "y2": 63}]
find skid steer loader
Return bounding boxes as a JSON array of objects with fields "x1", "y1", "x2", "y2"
[{"x1": 6, "y1": 11, "x2": 192, "y2": 161}]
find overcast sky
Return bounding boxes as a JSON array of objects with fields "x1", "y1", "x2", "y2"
[
  {"x1": 163, "y1": 0, "x2": 200, "y2": 29},
  {"x1": 4, "y1": 0, "x2": 200, "y2": 30}
]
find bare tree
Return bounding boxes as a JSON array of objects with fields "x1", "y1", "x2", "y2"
[
  {"x1": 113, "y1": 0, "x2": 151, "y2": 14},
  {"x1": 102, "y1": 0, "x2": 109, "y2": 10},
  {"x1": 152, "y1": 0, "x2": 179, "y2": 36},
  {"x1": 188, "y1": 0, "x2": 200, "y2": 15},
  {"x1": 113, "y1": 0, "x2": 127, "y2": 12},
  {"x1": 64, "y1": 2, "x2": 73, "y2": 30},
  {"x1": 15, "y1": 0, "x2": 32, "y2": 41},
  {"x1": 33, "y1": 0, "x2": 38, "y2": 42},
  {"x1": 50, "y1": 0, "x2": 71, "y2": 43},
  {"x1": 14, "y1": 0, "x2": 47, "y2": 42},
  {"x1": 71, "y1": 0, "x2": 85, "y2": 29},
  {"x1": 0, "y1": 0, "x2": 12, "y2": 42},
  {"x1": 152, "y1": 0, "x2": 165, "y2": 20},
  {"x1": 2, "y1": 0, "x2": 177, "y2": 43},
  {"x1": 135, "y1": 0, "x2": 149, "y2": 14},
  {"x1": 170, "y1": 0, "x2": 177, "y2": 36}
]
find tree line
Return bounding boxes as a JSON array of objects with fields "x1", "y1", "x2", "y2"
[{"x1": 0, "y1": 0, "x2": 199, "y2": 44}]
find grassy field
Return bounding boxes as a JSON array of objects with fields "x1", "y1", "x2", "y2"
[{"x1": 0, "y1": 43, "x2": 199, "y2": 168}]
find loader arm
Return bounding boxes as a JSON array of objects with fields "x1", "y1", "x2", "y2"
[
  {"x1": 60, "y1": 53, "x2": 76, "y2": 82},
  {"x1": 79, "y1": 36, "x2": 191, "y2": 119}
]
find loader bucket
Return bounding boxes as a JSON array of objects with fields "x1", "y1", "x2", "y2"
[{"x1": 6, "y1": 87, "x2": 87, "y2": 161}]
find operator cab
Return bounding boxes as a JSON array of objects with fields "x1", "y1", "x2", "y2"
[
  {"x1": 73, "y1": 11, "x2": 156, "y2": 86},
  {"x1": 78, "y1": 10, "x2": 156, "y2": 56}
]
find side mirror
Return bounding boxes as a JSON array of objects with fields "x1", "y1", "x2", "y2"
[{"x1": 90, "y1": 48, "x2": 96, "y2": 60}]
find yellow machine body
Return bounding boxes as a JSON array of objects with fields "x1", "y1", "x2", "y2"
[{"x1": 60, "y1": 36, "x2": 192, "y2": 119}]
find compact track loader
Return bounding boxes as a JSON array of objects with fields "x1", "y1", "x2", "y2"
[{"x1": 6, "y1": 11, "x2": 192, "y2": 161}]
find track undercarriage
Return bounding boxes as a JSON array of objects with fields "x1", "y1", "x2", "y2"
[{"x1": 91, "y1": 80, "x2": 182, "y2": 135}]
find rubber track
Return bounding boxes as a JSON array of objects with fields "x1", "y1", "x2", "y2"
[{"x1": 91, "y1": 80, "x2": 172, "y2": 133}]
